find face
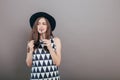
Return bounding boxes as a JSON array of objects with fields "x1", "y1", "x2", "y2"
[{"x1": 37, "y1": 18, "x2": 47, "y2": 34}]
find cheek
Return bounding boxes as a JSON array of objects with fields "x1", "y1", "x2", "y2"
[
  {"x1": 37, "y1": 26, "x2": 39, "y2": 30},
  {"x1": 44, "y1": 26, "x2": 47, "y2": 30},
  {"x1": 37, "y1": 26, "x2": 41, "y2": 32}
]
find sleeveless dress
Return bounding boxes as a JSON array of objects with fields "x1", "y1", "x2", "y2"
[{"x1": 30, "y1": 36, "x2": 60, "y2": 80}]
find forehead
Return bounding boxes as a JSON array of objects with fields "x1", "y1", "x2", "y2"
[{"x1": 38, "y1": 17, "x2": 46, "y2": 22}]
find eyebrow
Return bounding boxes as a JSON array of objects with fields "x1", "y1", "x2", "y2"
[{"x1": 37, "y1": 21, "x2": 46, "y2": 24}]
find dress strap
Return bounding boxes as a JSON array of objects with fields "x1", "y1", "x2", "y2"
[{"x1": 50, "y1": 36, "x2": 56, "y2": 51}]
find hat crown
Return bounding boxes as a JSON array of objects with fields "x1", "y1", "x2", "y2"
[{"x1": 29, "y1": 12, "x2": 56, "y2": 31}]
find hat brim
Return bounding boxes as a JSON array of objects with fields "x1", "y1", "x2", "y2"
[{"x1": 29, "y1": 12, "x2": 56, "y2": 31}]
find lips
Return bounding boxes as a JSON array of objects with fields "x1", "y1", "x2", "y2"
[
  {"x1": 39, "y1": 29, "x2": 44, "y2": 31},
  {"x1": 39, "y1": 29, "x2": 44, "y2": 33}
]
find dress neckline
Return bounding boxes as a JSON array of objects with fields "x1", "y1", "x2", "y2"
[{"x1": 39, "y1": 36, "x2": 54, "y2": 42}]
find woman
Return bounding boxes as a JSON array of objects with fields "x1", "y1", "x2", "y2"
[{"x1": 26, "y1": 12, "x2": 62, "y2": 80}]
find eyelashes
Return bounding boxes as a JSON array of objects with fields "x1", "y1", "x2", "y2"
[{"x1": 37, "y1": 22, "x2": 47, "y2": 25}]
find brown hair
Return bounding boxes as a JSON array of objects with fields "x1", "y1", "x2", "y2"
[{"x1": 27, "y1": 17, "x2": 54, "y2": 52}]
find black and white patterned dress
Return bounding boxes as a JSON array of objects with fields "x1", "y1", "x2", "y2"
[{"x1": 30, "y1": 36, "x2": 60, "y2": 80}]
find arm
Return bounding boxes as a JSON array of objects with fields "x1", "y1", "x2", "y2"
[
  {"x1": 47, "y1": 37, "x2": 62, "y2": 66},
  {"x1": 26, "y1": 40, "x2": 34, "y2": 67},
  {"x1": 26, "y1": 51, "x2": 33, "y2": 67}
]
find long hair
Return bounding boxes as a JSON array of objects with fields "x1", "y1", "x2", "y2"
[{"x1": 27, "y1": 17, "x2": 54, "y2": 52}]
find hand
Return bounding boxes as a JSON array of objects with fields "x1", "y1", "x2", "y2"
[
  {"x1": 42, "y1": 39, "x2": 51, "y2": 47},
  {"x1": 27, "y1": 40, "x2": 34, "y2": 53}
]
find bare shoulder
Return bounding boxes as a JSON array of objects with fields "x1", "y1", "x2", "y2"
[
  {"x1": 53, "y1": 37, "x2": 62, "y2": 49},
  {"x1": 53, "y1": 37, "x2": 62, "y2": 47},
  {"x1": 54, "y1": 37, "x2": 61, "y2": 43}
]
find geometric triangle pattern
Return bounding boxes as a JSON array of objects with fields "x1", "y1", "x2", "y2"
[{"x1": 30, "y1": 36, "x2": 60, "y2": 80}]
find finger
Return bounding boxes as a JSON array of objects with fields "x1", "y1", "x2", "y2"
[
  {"x1": 43, "y1": 41, "x2": 47, "y2": 44},
  {"x1": 31, "y1": 40, "x2": 34, "y2": 43},
  {"x1": 43, "y1": 39, "x2": 50, "y2": 41},
  {"x1": 43, "y1": 40, "x2": 48, "y2": 44}
]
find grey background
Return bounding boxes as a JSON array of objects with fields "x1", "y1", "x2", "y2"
[{"x1": 0, "y1": 0, "x2": 120, "y2": 80}]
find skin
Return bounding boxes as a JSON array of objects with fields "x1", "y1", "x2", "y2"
[{"x1": 26, "y1": 18, "x2": 62, "y2": 67}]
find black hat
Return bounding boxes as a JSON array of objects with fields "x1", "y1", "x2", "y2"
[{"x1": 29, "y1": 12, "x2": 56, "y2": 31}]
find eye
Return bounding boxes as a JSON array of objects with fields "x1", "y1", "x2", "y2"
[
  {"x1": 37, "y1": 22, "x2": 40, "y2": 25},
  {"x1": 43, "y1": 22, "x2": 46, "y2": 25}
]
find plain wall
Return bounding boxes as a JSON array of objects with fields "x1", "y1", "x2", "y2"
[{"x1": 0, "y1": 0, "x2": 120, "y2": 80}]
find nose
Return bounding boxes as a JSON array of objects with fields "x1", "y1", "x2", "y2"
[{"x1": 38, "y1": 25, "x2": 43, "y2": 28}]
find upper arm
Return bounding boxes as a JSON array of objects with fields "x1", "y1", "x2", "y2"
[{"x1": 54, "y1": 37, "x2": 62, "y2": 56}]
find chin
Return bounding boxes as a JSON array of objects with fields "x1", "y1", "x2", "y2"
[{"x1": 38, "y1": 31, "x2": 46, "y2": 34}]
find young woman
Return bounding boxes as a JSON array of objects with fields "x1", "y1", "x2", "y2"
[{"x1": 26, "y1": 12, "x2": 62, "y2": 80}]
